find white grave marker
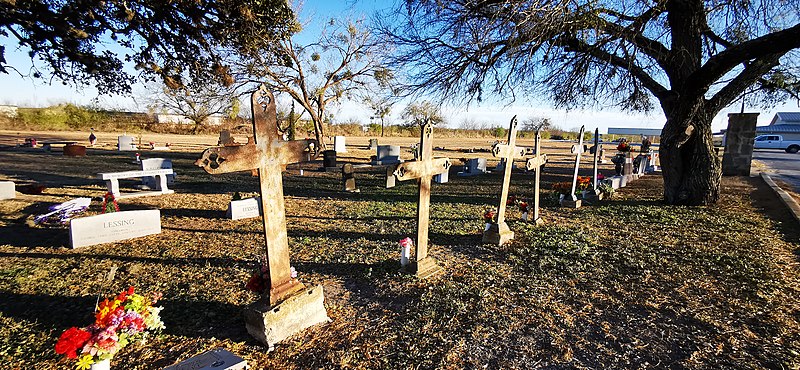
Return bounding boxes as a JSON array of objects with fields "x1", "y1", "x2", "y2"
[
  {"x1": 118, "y1": 136, "x2": 137, "y2": 151},
  {"x1": 334, "y1": 136, "x2": 347, "y2": 153},
  {"x1": 0, "y1": 181, "x2": 15, "y2": 200},
  {"x1": 70, "y1": 210, "x2": 161, "y2": 248},
  {"x1": 228, "y1": 197, "x2": 262, "y2": 220}
]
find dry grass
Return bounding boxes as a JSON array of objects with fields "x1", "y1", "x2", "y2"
[{"x1": 0, "y1": 133, "x2": 799, "y2": 369}]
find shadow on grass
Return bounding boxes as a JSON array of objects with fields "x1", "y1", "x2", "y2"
[{"x1": 747, "y1": 176, "x2": 800, "y2": 246}]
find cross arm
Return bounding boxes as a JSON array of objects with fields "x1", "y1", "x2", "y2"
[
  {"x1": 195, "y1": 139, "x2": 319, "y2": 175},
  {"x1": 525, "y1": 154, "x2": 548, "y2": 170},
  {"x1": 491, "y1": 144, "x2": 526, "y2": 159},
  {"x1": 394, "y1": 158, "x2": 451, "y2": 181}
]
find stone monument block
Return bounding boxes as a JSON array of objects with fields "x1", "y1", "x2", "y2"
[
  {"x1": 118, "y1": 135, "x2": 137, "y2": 151},
  {"x1": 722, "y1": 113, "x2": 759, "y2": 176},
  {"x1": 243, "y1": 285, "x2": 330, "y2": 350},
  {"x1": 0, "y1": 181, "x2": 15, "y2": 200},
  {"x1": 70, "y1": 210, "x2": 161, "y2": 248},
  {"x1": 334, "y1": 136, "x2": 347, "y2": 153},
  {"x1": 372, "y1": 145, "x2": 402, "y2": 165}
]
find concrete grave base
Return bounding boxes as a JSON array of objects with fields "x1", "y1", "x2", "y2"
[
  {"x1": 482, "y1": 222, "x2": 514, "y2": 245},
  {"x1": 583, "y1": 192, "x2": 603, "y2": 203},
  {"x1": 243, "y1": 285, "x2": 330, "y2": 350},
  {"x1": 560, "y1": 199, "x2": 582, "y2": 208},
  {"x1": 405, "y1": 257, "x2": 443, "y2": 279}
]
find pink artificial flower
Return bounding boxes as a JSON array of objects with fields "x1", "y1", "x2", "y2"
[
  {"x1": 399, "y1": 237, "x2": 414, "y2": 248},
  {"x1": 290, "y1": 266, "x2": 298, "y2": 279}
]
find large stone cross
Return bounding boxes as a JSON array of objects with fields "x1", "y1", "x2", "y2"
[
  {"x1": 483, "y1": 116, "x2": 526, "y2": 245},
  {"x1": 392, "y1": 122, "x2": 451, "y2": 278},
  {"x1": 195, "y1": 86, "x2": 318, "y2": 306},
  {"x1": 562, "y1": 125, "x2": 586, "y2": 208},
  {"x1": 525, "y1": 130, "x2": 547, "y2": 224}
]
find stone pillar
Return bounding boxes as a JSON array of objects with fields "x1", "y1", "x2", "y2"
[{"x1": 722, "y1": 113, "x2": 759, "y2": 176}]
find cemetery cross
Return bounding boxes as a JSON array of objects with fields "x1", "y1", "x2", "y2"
[
  {"x1": 592, "y1": 128, "x2": 602, "y2": 196},
  {"x1": 563, "y1": 125, "x2": 586, "y2": 208},
  {"x1": 392, "y1": 121, "x2": 451, "y2": 278},
  {"x1": 195, "y1": 86, "x2": 319, "y2": 306},
  {"x1": 525, "y1": 129, "x2": 548, "y2": 224},
  {"x1": 483, "y1": 116, "x2": 526, "y2": 245}
]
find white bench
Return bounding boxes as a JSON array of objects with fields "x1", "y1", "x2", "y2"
[{"x1": 98, "y1": 169, "x2": 175, "y2": 198}]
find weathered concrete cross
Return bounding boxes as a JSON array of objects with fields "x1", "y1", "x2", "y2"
[
  {"x1": 483, "y1": 116, "x2": 526, "y2": 245},
  {"x1": 562, "y1": 125, "x2": 586, "y2": 208},
  {"x1": 392, "y1": 122, "x2": 451, "y2": 278},
  {"x1": 525, "y1": 130, "x2": 548, "y2": 224},
  {"x1": 195, "y1": 86, "x2": 328, "y2": 348}
]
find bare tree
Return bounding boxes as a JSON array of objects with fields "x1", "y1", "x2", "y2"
[
  {"x1": 364, "y1": 96, "x2": 393, "y2": 136},
  {"x1": 146, "y1": 81, "x2": 239, "y2": 133},
  {"x1": 381, "y1": 0, "x2": 800, "y2": 205},
  {"x1": 401, "y1": 101, "x2": 446, "y2": 127},
  {"x1": 521, "y1": 117, "x2": 552, "y2": 132},
  {"x1": 235, "y1": 18, "x2": 389, "y2": 148}
]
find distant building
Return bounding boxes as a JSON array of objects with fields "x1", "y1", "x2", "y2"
[
  {"x1": 154, "y1": 113, "x2": 224, "y2": 126},
  {"x1": 607, "y1": 127, "x2": 662, "y2": 137},
  {"x1": 756, "y1": 112, "x2": 800, "y2": 140}
]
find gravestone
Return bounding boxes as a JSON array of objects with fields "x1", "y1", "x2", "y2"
[
  {"x1": 457, "y1": 158, "x2": 487, "y2": 176},
  {"x1": 368, "y1": 138, "x2": 378, "y2": 150},
  {"x1": 163, "y1": 348, "x2": 247, "y2": 370},
  {"x1": 118, "y1": 136, "x2": 137, "y2": 151},
  {"x1": 647, "y1": 151, "x2": 660, "y2": 172},
  {"x1": 334, "y1": 136, "x2": 347, "y2": 153},
  {"x1": 219, "y1": 130, "x2": 234, "y2": 146},
  {"x1": 390, "y1": 122, "x2": 451, "y2": 278},
  {"x1": 635, "y1": 154, "x2": 648, "y2": 175},
  {"x1": 228, "y1": 197, "x2": 262, "y2": 220},
  {"x1": 372, "y1": 145, "x2": 402, "y2": 165},
  {"x1": 141, "y1": 158, "x2": 176, "y2": 189},
  {"x1": 622, "y1": 153, "x2": 634, "y2": 181},
  {"x1": 0, "y1": 181, "x2": 15, "y2": 200},
  {"x1": 483, "y1": 116, "x2": 526, "y2": 245},
  {"x1": 433, "y1": 170, "x2": 449, "y2": 184},
  {"x1": 605, "y1": 176, "x2": 622, "y2": 189},
  {"x1": 341, "y1": 163, "x2": 359, "y2": 192},
  {"x1": 70, "y1": 209, "x2": 161, "y2": 248},
  {"x1": 525, "y1": 130, "x2": 548, "y2": 224},
  {"x1": 561, "y1": 126, "x2": 586, "y2": 208},
  {"x1": 584, "y1": 128, "x2": 604, "y2": 202},
  {"x1": 195, "y1": 86, "x2": 328, "y2": 349},
  {"x1": 722, "y1": 113, "x2": 759, "y2": 176}
]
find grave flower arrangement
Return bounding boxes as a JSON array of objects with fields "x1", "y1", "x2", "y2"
[
  {"x1": 101, "y1": 192, "x2": 119, "y2": 214},
  {"x1": 597, "y1": 182, "x2": 615, "y2": 198},
  {"x1": 577, "y1": 176, "x2": 592, "y2": 190},
  {"x1": 616, "y1": 141, "x2": 632, "y2": 152},
  {"x1": 34, "y1": 198, "x2": 91, "y2": 226},
  {"x1": 55, "y1": 287, "x2": 165, "y2": 369},
  {"x1": 551, "y1": 181, "x2": 573, "y2": 196},
  {"x1": 483, "y1": 208, "x2": 496, "y2": 231}
]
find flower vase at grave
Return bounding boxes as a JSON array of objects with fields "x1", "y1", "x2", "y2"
[
  {"x1": 521, "y1": 212, "x2": 529, "y2": 222},
  {"x1": 91, "y1": 358, "x2": 110, "y2": 370},
  {"x1": 399, "y1": 237, "x2": 413, "y2": 266},
  {"x1": 484, "y1": 223, "x2": 491, "y2": 231}
]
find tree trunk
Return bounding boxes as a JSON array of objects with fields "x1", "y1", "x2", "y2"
[{"x1": 659, "y1": 107, "x2": 721, "y2": 205}]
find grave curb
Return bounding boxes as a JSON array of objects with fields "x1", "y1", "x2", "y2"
[{"x1": 760, "y1": 172, "x2": 800, "y2": 224}]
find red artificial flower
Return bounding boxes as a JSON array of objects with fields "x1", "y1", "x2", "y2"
[
  {"x1": 55, "y1": 327, "x2": 91, "y2": 359},
  {"x1": 506, "y1": 195, "x2": 516, "y2": 207}
]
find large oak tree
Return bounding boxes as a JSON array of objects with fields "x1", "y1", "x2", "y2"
[
  {"x1": 1, "y1": 0, "x2": 296, "y2": 94},
  {"x1": 381, "y1": 0, "x2": 800, "y2": 205}
]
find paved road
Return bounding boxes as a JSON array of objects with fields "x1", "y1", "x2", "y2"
[{"x1": 752, "y1": 149, "x2": 800, "y2": 192}]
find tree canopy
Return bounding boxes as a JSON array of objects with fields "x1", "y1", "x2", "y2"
[
  {"x1": 381, "y1": 0, "x2": 800, "y2": 205},
  {"x1": 1, "y1": 0, "x2": 297, "y2": 94}
]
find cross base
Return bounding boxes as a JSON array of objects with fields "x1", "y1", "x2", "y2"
[
  {"x1": 482, "y1": 222, "x2": 514, "y2": 245},
  {"x1": 528, "y1": 217, "x2": 544, "y2": 225},
  {"x1": 403, "y1": 257, "x2": 443, "y2": 279},
  {"x1": 583, "y1": 192, "x2": 604, "y2": 203},
  {"x1": 560, "y1": 199, "x2": 582, "y2": 208},
  {"x1": 244, "y1": 284, "x2": 330, "y2": 351}
]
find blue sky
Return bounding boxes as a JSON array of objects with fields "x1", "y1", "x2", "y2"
[{"x1": 0, "y1": 0, "x2": 797, "y2": 133}]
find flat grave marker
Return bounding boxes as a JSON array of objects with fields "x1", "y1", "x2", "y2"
[
  {"x1": 70, "y1": 209, "x2": 161, "y2": 249},
  {"x1": 228, "y1": 197, "x2": 262, "y2": 220},
  {"x1": 0, "y1": 181, "x2": 15, "y2": 200}
]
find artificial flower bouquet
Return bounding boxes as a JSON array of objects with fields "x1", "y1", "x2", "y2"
[
  {"x1": 55, "y1": 287, "x2": 165, "y2": 369},
  {"x1": 245, "y1": 260, "x2": 298, "y2": 294}
]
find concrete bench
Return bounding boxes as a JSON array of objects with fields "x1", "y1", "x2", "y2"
[{"x1": 98, "y1": 169, "x2": 175, "y2": 198}]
